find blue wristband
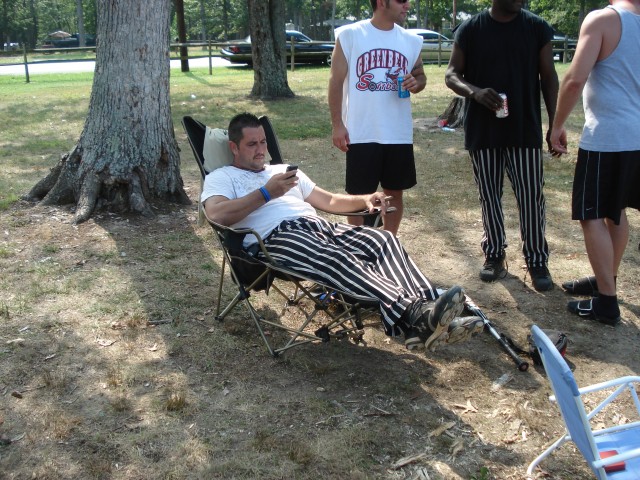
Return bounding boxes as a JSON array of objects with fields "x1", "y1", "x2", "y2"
[{"x1": 259, "y1": 186, "x2": 271, "y2": 203}]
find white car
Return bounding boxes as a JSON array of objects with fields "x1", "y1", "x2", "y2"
[{"x1": 406, "y1": 28, "x2": 452, "y2": 63}]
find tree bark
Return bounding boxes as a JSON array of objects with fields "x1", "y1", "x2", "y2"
[
  {"x1": 76, "y1": 0, "x2": 85, "y2": 47},
  {"x1": 247, "y1": 0, "x2": 294, "y2": 99},
  {"x1": 175, "y1": 0, "x2": 189, "y2": 72},
  {"x1": 439, "y1": 96, "x2": 465, "y2": 128},
  {"x1": 25, "y1": 0, "x2": 189, "y2": 223}
]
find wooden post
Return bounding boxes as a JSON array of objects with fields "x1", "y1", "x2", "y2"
[{"x1": 22, "y1": 44, "x2": 30, "y2": 83}]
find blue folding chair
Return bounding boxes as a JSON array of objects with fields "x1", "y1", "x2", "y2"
[{"x1": 527, "y1": 325, "x2": 640, "y2": 479}]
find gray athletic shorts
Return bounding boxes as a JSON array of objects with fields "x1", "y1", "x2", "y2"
[
  {"x1": 572, "y1": 149, "x2": 640, "y2": 224},
  {"x1": 345, "y1": 143, "x2": 417, "y2": 194}
]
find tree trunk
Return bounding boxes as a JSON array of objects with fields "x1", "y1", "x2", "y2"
[
  {"x1": 199, "y1": 0, "x2": 207, "y2": 41},
  {"x1": 25, "y1": 0, "x2": 189, "y2": 224},
  {"x1": 222, "y1": 0, "x2": 230, "y2": 40},
  {"x1": 438, "y1": 96, "x2": 465, "y2": 128},
  {"x1": 175, "y1": 0, "x2": 189, "y2": 72},
  {"x1": 76, "y1": 0, "x2": 85, "y2": 47},
  {"x1": 247, "y1": 0, "x2": 294, "y2": 99}
]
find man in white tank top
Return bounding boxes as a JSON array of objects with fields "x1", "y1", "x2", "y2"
[
  {"x1": 550, "y1": 0, "x2": 640, "y2": 325},
  {"x1": 328, "y1": 0, "x2": 425, "y2": 236}
]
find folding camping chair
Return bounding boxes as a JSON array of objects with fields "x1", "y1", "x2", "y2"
[
  {"x1": 181, "y1": 115, "x2": 389, "y2": 357},
  {"x1": 527, "y1": 325, "x2": 640, "y2": 479}
]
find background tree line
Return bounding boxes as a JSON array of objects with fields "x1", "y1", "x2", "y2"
[{"x1": 2, "y1": 0, "x2": 606, "y2": 51}]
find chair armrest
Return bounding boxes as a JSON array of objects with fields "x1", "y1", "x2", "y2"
[
  {"x1": 320, "y1": 206, "x2": 397, "y2": 216},
  {"x1": 577, "y1": 376, "x2": 640, "y2": 396},
  {"x1": 549, "y1": 376, "x2": 640, "y2": 401},
  {"x1": 346, "y1": 206, "x2": 397, "y2": 216},
  {"x1": 203, "y1": 212, "x2": 276, "y2": 263},
  {"x1": 593, "y1": 446, "x2": 640, "y2": 469},
  {"x1": 549, "y1": 376, "x2": 640, "y2": 422}
]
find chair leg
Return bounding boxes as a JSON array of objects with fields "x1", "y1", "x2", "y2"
[
  {"x1": 526, "y1": 434, "x2": 571, "y2": 478},
  {"x1": 215, "y1": 256, "x2": 227, "y2": 319}
]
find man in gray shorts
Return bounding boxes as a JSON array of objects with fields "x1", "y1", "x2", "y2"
[
  {"x1": 550, "y1": 0, "x2": 640, "y2": 325},
  {"x1": 328, "y1": 0, "x2": 426, "y2": 235}
]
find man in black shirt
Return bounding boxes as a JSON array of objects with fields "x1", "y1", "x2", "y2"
[{"x1": 445, "y1": 0, "x2": 559, "y2": 292}]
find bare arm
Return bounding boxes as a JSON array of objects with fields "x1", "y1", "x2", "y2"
[
  {"x1": 445, "y1": 42, "x2": 503, "y2": 111},
  {"x1": 306, "y1": 187, "x2": 390, "y2": 216},
  {"x1": 538, "y1": 41, "x2": 560, "y2": 154},
  {"x1": 203, "y1": 170, "x2": 299, "y2": 226},
  {"x1": 403, "y1": 57, "x2": 427, "y2": 94},
  {"x1": 328, "y1": 39, "x2": 350, "y2": 152},
  {"x1": 550, "y1": 9, "x2": 610, "y2": 154}
]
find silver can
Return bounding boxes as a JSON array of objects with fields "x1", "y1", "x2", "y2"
[{"x1": 496, "y1": 93, "x2": 509, "y2": 118}]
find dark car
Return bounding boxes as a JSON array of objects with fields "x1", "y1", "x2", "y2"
[
  {"x1": 553, "y1": 33, "x2": 578, "y2": 62},
  {"x1": 221, "y1": 30, "x2": 334, "y2": 66},
  {"x1": 406, "y1": 29, "x2": 452, "y2": 63},
  {"x1": 42, "y1": 33, "x2": 96, "y2": 48}
]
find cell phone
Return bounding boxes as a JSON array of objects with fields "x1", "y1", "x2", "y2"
[{"x1": 286, "y1": 165, "x2": 298, "y2": 172}]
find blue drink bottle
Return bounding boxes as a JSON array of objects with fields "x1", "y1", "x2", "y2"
[{"x1": 397, "y1": 75, "x2": 410, "y2": 98}]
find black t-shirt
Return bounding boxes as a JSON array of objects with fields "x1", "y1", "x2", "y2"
[{"x1": 455, "y1": 10, "x2": 553, "y2": 150}]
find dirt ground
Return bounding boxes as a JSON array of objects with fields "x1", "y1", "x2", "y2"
[{"x1": 1, "y1": 125, "x2": 639, "y2": 480}]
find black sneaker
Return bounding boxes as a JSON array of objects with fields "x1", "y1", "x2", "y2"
[
  {"x1": 402, "y1": 286, "x2": 466, "y2": 351},
  {"x1": 567, "y1": 298, "x2": 620, "y2": 326},
  {"x1": 404, "y1": 329, "x2": 425, "y2": 351},
  {"x1": 529, "y1": 265, "x2": 553, "y2": 292},
  {"x1": 480, "y1": 255, "x2": 506, "y2": 282},
  {"x1": 562, "y1": 276, "x2": 598, "y2": 296},
  {"x1": 401, "y1": 303, "x2": 430, "y2": 351}
]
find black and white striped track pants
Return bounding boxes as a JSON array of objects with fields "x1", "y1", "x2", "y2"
[
  {"x1": 262, "y1": 216, "x2": 437, "y2": 335},
  {"x1": 470, "y1": 147, "x2": 549, "y2": 267}
]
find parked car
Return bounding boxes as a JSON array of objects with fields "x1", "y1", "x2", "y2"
[
  {"x1": 41, "y1": 33, "x2": 96, "y2": 48},
  {"x1": 221, "y1": 30, "x2": 334, "y2": 66},
  {"x1": 3, "y1": 42, "x2": 19, "y2": 52},
  {"x1": 553, "y1": 32, "x2": 578, "y2": 62},
  {"x1": 406, "y1": 28, "x2": 452, "y2": 63}
]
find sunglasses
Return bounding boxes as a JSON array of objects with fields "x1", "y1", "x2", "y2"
[{"x1": 395, "y1": 0, "x2": 409, "y2": 3}]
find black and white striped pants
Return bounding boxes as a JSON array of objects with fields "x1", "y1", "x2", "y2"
[
  {"x1": 261, "y1": 216, "x2": 437, "y2": 335},
  {"x1": 470, "y1": 147, "x2": 549, "y2": 267}
]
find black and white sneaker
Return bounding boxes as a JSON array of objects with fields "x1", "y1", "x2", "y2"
[
  {"x1": 567, "y1": 298, "x2": 620, "y2": 326},
  {"x1": 402, "y1": 286, "x2": 466, "y2": 351},
  {"x1": 404, "y1": 328, "x2": 426, "y2": 351},
  {"x1": 424, "y1": 286, "x2": 466, "y2": 350},
  {"x1": 444, "y1": 316, "x2": 485, "y2": 346},
  {"x1": 409, "y1": 316, "x2": 484, "y2": 351}
]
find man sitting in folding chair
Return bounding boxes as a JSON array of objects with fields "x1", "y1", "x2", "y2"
[{"x1": 202, "y1": 113, "x2": 483, "y2": 352}]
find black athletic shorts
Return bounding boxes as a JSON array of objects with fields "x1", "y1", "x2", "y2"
[
  {"x1": 572, "y1": 149, "x2": 640, "y2": 224},
  {"x1": 345, "y1": 143, "x2": 417, "y2": 194}
]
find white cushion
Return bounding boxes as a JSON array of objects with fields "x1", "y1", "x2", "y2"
[{"x1": 203, "y1": 127, "x2": 234, "y2": 173}]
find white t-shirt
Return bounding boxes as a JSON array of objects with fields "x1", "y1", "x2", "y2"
[
  {"x1": 336, "y1": 20, "x2": 422, "y2": 144},
  {"x1": 201, "y1": 164, "x2": 317, "y2": 247}
]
